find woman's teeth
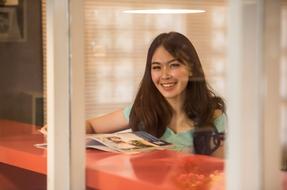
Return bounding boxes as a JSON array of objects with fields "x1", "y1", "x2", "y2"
[{"x1": 161, "y1": 83, "x2": 176, "y2": 88}]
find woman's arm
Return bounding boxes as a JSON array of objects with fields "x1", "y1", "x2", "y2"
[
  {"x1": 41, "y1": 109, "x2": 129, "y2": 135},
  {"x1": 86, "y1": 108, "x2": 129, "y2": 134}
]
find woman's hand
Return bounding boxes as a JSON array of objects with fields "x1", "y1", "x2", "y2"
[
  {"x1": 39, "y1": 125, "x2": 47, "y2": 136},
  {"x1": 39, "y1": 125, "x2": 47, "y2": 143}
]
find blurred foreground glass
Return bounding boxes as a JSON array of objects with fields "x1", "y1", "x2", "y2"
[
  {"x1": 281, "y1": 0, "x2": 287, "y2": 172},
  {"x1": 83, "y1": 0, "x2": 227, "y2": 189},
  {"x1": 0, "y1": 0, "x2": 46, "y2": 189}
]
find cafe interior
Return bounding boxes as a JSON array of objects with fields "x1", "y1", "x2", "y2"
[{"x1": 0, "y1": 0, "x2": 286, "y2": 189}]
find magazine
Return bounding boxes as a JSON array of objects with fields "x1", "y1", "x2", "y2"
[
  {"x1": 86, "y1": 131, "x2": 173, "y2": 153},
  {"x1": 35, "y1": 131, "x2": 173, "y2": 153}
]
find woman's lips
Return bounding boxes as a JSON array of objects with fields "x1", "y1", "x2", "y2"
[{"x1": 160, "y1": 82, "x2": 177, "y2": 89}]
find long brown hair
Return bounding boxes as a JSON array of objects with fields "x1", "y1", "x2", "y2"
[{"x1": 129, "y1": 32, "x2": 225, "y2": 139}]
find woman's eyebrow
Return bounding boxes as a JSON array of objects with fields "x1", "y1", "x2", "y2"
[
  {"x1": 151, "y1": 61, "x2": 161, "y2": 65},
  {"x1": 151, "y1": 59, "x2": 178, "y2": 65},
  {"x1": 166, "y1": 59, "x2": 178, "y2": 64}
]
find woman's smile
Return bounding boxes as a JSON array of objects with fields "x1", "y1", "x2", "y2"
[{"x1": 160, "y1": 81, "x2": 177, "y2": 89}]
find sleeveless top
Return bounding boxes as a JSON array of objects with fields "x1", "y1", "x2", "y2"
[{"x1": 122, "y1": 105, "x2": 226, "y2": 153}]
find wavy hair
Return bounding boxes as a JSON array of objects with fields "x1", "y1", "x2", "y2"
[{"x1": 129, "y1": 32, "x2": 225, "y2": 141}]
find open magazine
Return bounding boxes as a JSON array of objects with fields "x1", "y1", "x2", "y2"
[
  {"x1": 86, "y1": 131, "x2": 173, "y2": 153},
  {"x1": 35, "y1": 131, "x2": 173, "y2": 154}
]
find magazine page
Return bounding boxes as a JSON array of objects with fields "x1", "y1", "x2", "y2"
[
  {"x1": 87, "y1": 131, "x2": 173, "y2": 153},
  {"x1": 35, "y1": 131, "x2": 173, "y2": 153},
  {"x1": 86, "y1": 138, "x2": 119, "y2": 153},
  {"x1": 34, "y1": 138, "x2": 120, "y2": 152},
  {"x1": 133, "y1": 131, "x2": 172, "y2": 147}
]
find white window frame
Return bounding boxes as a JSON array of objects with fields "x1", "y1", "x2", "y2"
[
  {"x1": 226, "y1": 0, "x2": 281, "y2": 189},
  {"x1": 46, "y1": 0, "x2": 85, "y2": 189}
]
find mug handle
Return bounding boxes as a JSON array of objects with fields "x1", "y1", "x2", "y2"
[{"x1": 210, "y1": 131, "x2": 224, "y2": 153}]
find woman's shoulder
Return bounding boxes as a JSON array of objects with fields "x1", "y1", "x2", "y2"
[{"x1": 212, "y1": 109, "x2": 226, "y2": 133}]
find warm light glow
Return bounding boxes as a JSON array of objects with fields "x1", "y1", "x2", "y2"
[{"x1": 122, "y1": 9, "x2": 206, "y2": 14}]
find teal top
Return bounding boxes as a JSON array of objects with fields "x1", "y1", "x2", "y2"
[{"x1": 123, "y1": 105, "x2": 226, "y2": 153}]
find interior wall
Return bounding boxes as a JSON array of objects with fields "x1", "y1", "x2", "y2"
[{"x1": 0, "y1": 0, "x2": 43, "y2": 125}]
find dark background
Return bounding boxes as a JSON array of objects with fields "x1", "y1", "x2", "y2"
[{"x1": 0, "y1": 0, "x2": 43, "y2": 126}]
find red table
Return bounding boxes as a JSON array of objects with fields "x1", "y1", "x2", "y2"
[{"x1": 0, "y1": 120, "x2": 285, "y2": 190}]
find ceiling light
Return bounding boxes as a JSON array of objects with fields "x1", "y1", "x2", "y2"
[{"x1": 122, "y1": 9, "x2": 206, "y2": 14}]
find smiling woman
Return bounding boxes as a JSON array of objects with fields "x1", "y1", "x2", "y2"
[{"x1": 86, "y1": 32, "x2": 226, "y2": 157}]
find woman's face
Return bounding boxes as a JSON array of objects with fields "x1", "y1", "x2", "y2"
[{"x1": 151, "y1": 46, "x2": 190, "y2": 102}]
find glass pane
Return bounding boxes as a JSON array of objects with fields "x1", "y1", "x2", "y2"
[
  {"x1": 0, "y1": 0, "x2": 46, "y2": 189},
  {"x1": 84, "y1": 0, "x2": 227, "y2": 189},
  {"x1": 281, "y1": 0, "x2": 287, "y2": 173},
  {"x1": 84, "y1": 1, "x2": 227, "y2": 117}
]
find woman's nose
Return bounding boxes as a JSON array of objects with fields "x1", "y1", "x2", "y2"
[{"x1": 161, "y1": 67, "x2": 171, "y2": 79}]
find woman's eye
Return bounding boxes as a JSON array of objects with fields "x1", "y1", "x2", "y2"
[
  {"x1": 152, "y1": 66, "x2": 161, "y2": 70},
  {"x1": 170, "y1": 63, "x2": 181, "y2": 68}
]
